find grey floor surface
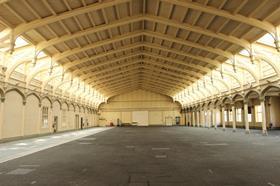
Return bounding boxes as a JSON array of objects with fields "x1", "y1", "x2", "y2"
[
  {"x1": 0, "y1": 127, "x2": 111, "y2": 164},
  {"x1": 0, "y1": 126, "x2": 280, "y2": 186}
]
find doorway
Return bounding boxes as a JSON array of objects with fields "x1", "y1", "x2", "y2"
[
  {"x1": 80, "y1": 117, "x2": 83, "y2": 129},
  {"x1": 53, "y1": 116, "x2": 58, "y2": 133},
  {"x1": 175, "y1": 116, "x2": 181, "y2": 125},
  {"x1": 75, "y1": 114, "x2": 79, "y2": 129}
]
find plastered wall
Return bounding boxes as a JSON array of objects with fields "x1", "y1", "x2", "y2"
[
  {"x1": 25, "y1": 95, "x2": 40, "y2": 136},
  {"x1": 2, "y1": 91, "x2": 23, "y2": 138},
  {"x1": 0, "y1": 89, "x2": 99, "y2": 140},
  {"x1": 270, "y1": 97, "x2": 280, "y2": 128},
  {"x1": 99, "y1": 89, "x2": 181, "y2": 126}
]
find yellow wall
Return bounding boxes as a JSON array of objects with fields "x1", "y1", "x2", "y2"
[
  {"x1": 2, "y1": 91, "x2": 23, "y2": 138},
  {"x1": 270, "y1": 97, "x2": 280, "y2": 128},
  {"x1": 25, "y1": 95, "x2": 40, "y2": 136},
  {"x1": 0, "y1": 89, "x2": 99, "y2": 140},
  {"x1": 99, "y1": 89, "x2": 181, "y2": 126}
]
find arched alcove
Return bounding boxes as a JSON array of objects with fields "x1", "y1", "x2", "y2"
[
  {"x1": 3, "y1": 90, "x2": 24, "y2": 138},
  {"x1": 61, "y1": 102, "x2": 68, "y2": 129},
  {"x1": 53, "y1": 101, "x2": 61, "y2": 131},
  {"x1": 69, "y1": 104, "x2": 75, "y2": 129},
  {"x1": 25, "y1": 94, "x2": 40, "y2": 136},
  {"x1": 41, "y1": 97, "x2": 52, "y2": 134}
]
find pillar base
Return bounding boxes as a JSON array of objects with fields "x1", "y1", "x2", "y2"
[
  {"x1": 262, "y1": 130, "x2": 268, "y2": 136},
  {"x1": 245, "y1": 130, "x2": 250, "y2": 134}
]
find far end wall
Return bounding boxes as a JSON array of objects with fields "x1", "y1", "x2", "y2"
[{"x1": 99, "y1": 89, "x2": 181, "y2": 126}]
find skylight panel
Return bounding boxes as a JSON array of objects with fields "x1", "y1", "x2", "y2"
[
  {"x1": 37, "y1": 51, "x2": 47, "y2": 58},
  {"x1": 239, "y1": 49, "x2": 250, "y2": 57},
  {"x1": 257, "y1": 33, "x2": 274, "y2": 47},
  {"x1": 15, "y1": 37, "x2": 29, "y2": 48}
]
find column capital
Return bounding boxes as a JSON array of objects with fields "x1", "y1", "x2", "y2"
[
  {"x1": 259, "y1": 96, "x2": 266, "y2": 102},
  {"x1": 243, "y1": 99, "x2": 249, "y2": 104}
]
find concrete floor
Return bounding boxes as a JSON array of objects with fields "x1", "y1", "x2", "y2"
[
  {"x1": 0, "y1": 127, "x2": 111, "y2": 164},
  {"x1": 0, "y1": 127, "x2": 280, "y2": 186}
]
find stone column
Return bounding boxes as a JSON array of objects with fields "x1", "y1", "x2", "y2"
[
  {"x1": 188, "y1": 110, "x2": 191, "y2": 126},
  {"x1": 266, "y1": 98, "x2": 271, "y2": 129},
  {"x1": 208, "y1": 109, "x2": 211, "y2": 128},
  {"x1": 185, "y1": 110, "x2": 188, "y2": 125},
  {"x1": 221, "y1": 105, "x2": 226, "y2": 131},
  {"x1": 196, "y1": 110, "x2": 200, "y2": 127},
  {"x1": 226, "y1": 108, "x2": 230, "y2": 128},
  {"x1": 190, "y1": 111, "x2": 192, "y2": 126},
  {"x1": 251, "y1": 105, "x2": 256, "y2": 128},
  {"x1": 232, "y1": 104, "x2": 236, "y2": 132},
  {"x1": 186, "y1": 109, "x2": 189, "y2": 126},
  {"x1": 0, "y1": 99, "x2": 4, "y2": 139},
  {"x1": 244, "y1": 101, "x2": 250, "y2": 134},
  {"x1": 193, "y1": 110, "x2": 196, "y2": 127},
  {"x1": 203, "y1": 109, "x2": 206, "y2": 128},
  {"x1": 260, "y1": 98, "x2": 268, "y2": 135},
  {"x1": 195, "y1": 109, "x2": 198, "y2": 127},
  {"x1": 190, "y1": 111, "x2": 193, "y2": 126},
  {"x1": 188, "y1": 110, "x2": 190, "y2": 126},
  {"x1": 205, "y1": 109, "x2": 208, "y2": 128},
  {"x1": 213, "y1": 107, "x2": 217, "y2": 129},
  {"x1": 184, "y1": 109, "x2": 187, "y2": 126},
  {"x1": 192, "y1": 110, "x2": 195, "y2": 126},
  {"x1": 200, "y1": 109, "x2": 203, "y2": 127}
]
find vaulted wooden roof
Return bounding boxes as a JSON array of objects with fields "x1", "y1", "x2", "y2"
[{"x1": 0, "y1": 0, "x2": 279, "y2": 99}]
